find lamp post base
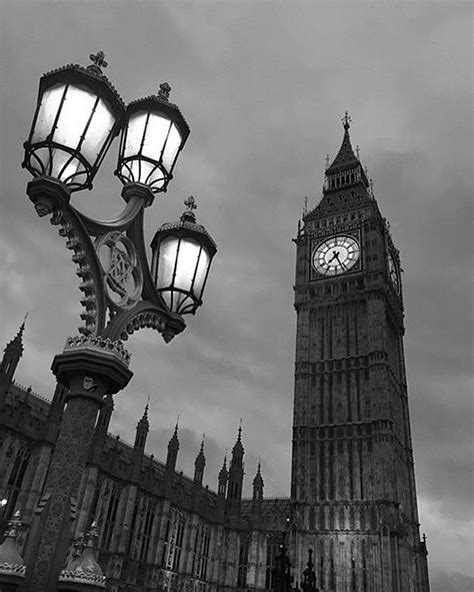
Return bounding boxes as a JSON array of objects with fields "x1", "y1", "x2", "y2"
[{"x1": 22, "y1": 336, "x2": 132, "y2": 592}]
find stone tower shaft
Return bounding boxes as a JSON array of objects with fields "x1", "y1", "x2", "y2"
[{"x1": 290, "y1": 118, "x2": 429, "y2": 591}]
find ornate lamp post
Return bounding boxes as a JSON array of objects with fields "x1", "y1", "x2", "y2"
[{"x1": 15, "y1": 51, "x2": 217, "y2": 592}]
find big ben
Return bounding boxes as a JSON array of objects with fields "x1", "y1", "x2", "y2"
[{"x1": 291, "y1": 114, "x2": 430, "y2": 591}]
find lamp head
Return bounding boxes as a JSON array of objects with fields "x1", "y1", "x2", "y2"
[
  {"x1": 22, "y1": 52, "x2": 125, "y2": 192},
  {"x1": 150, "y1": 197, "x2": 216, "y2": 315},
  {"x1": 115, "y1": 83, "x2": 190, "y2": 194}
]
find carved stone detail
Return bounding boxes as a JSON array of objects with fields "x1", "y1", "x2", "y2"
[{"x1": 64, "y1": 335, "x2": 131, "y2": 367}]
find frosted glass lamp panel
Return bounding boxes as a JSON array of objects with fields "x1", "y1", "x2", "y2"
[
  {"x1": 156, "y1": 237, "x2": 179, "y2": 290},
  {"x1": 31, "y1": 84, "x2": 65, "y2": 143},
  {"x1": 124, "y1": 111, "x2": 147, "y2": 158},
  {"x1": 174, "y1": 239, "x2": 202, "y2": 294},
  {"x1": 193, "y1": 248, "x2": 210, "y2": 299},
  {"x1": 80, "y1": 99, "x2": 115, "y2": 162},
  {"x1": 53, "y1": 85, "x2": 96, "y2": 149},
  {"x1": 142, "y1": 114, "x2": 170, "y2": 161},
  {"x1": 162, "y1": 123, "x2": 182, "y2": 171},
  {"x1": 122, "y1": 158, "x2": 165, "y2": 188},
  {"x1": 143, "y1": 164, "x2": 165, "y2": 189},
  {"x1": 50, "y1": 149, "x2": 80, "y2": 181}
]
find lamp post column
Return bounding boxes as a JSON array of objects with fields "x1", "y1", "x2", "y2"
[{"x1": 23, "y1": 337, "x2": 132, "y2": 592}]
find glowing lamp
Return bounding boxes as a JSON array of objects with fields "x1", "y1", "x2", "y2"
[
  {"x1": 115, "y1": 83, "x2": 190, "y2": 194},
  {"x1": 22, "y1": 52, "x2": 125, "y2": 192},
  {"x1": 151, "y1": 197, "x2": 216, "y2": 314}
]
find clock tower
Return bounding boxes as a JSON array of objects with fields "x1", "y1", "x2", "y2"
[{"x1": 291, "y1": 114, "x2": 430, "y2": 591}]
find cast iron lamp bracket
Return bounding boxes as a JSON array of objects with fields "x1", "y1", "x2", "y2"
[{"x1": 26, "y1": 176, "x2": 185, "y2": 342}]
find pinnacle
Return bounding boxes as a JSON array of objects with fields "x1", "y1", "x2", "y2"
[
  {"x1": 6, "y1": 316, "x2": 27, "y2": 353},
  {"x1": 195, "y1": 436, "x2": 206, "y2": 468},
  {"x1": 137, "y1": 399, "x2": 150, "y2": 430},
  {"x1": 253, "y1": 461, "x2": 264, "y2": 485},
  {"x1": 219, "y1": 455, "x2": 228, "y2": 479}
]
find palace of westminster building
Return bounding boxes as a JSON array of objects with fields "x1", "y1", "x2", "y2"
[{"x1": 0, "y1": 118, "x2": 430, "y2": 591}]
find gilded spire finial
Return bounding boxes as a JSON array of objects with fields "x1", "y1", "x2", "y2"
[
  {"x1": 342, "y1": 111, "x2": 352, "y2": 130},
  {"x1": 88, "y1": 51, "x2": 108, "y2": 75},
  {"x1": 325, "y1": 154, "x2": 330, "y2": 168}
]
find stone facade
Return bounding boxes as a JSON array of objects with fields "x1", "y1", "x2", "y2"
[{"x1": 0, "y1": 336, "x2": 289, "y2": 591}]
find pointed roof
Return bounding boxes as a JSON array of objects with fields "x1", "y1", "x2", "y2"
[
  {"x1": 5, "y1": 315, "x2": 27, "y2": 354},
  {"x1": 253, "y1": 461, "x2": 264, "y2": 487},
  {"x1": 137, "y1": 399, "x2": 149, "y2": 431},
  {"x1": 218, "y1": 455, "x2": 228, "y2": 481},
  {"x1": 232, "y1": 422, "x2": 244, "y2": 457},
  {"x1": 326, "y1": 112, "x2": 360, "y2": 174},
  {"x1": 195, "y1": 435, "x2": 206, "y2": 469},
  {"x1": 168, "y1": 420, "x2": 179, "y2": 451}
]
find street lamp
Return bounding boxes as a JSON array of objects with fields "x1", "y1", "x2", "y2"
[
  {"x1": 116, "y1": 82, "x2": 190, "y2": 194},
  {"x1": 6, "y1": 51, "x2": 217, "y2": 592},
  {"x1": 23, "y1": 51, "x2": 123, "y2": 192}
]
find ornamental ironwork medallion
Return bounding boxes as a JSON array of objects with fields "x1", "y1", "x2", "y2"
[{"x1": 96, "y1": 231, "x2": 143, "y2": 309}]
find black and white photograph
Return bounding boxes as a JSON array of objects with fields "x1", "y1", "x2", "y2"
[{"x1": 0, "y1": 2, "x2": 472, "y2": 592}]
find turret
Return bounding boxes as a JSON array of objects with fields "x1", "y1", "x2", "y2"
[
  {"x1": 0, "y1": 318, "x2": 26, "y2": 411},
  {"x1": 133, "y1": 401, "x2": 149, "y2": 452},
  {"x1": 165, "y1": 422, "x2": 180, "y2": 475},
  {"x1": 129, "y1": 402, "x2": 149, "y2": 482},
  {"x1": 217, "y1": 455, "x2": 228, "y2": 515},
  {"x1": 252, "y1": 461, "x2": 264, "y2": 516},
  {"x1": 193, "y1": 436, "x2": 206, "y2": 486},
  {"x1": 0, "y1": 318, "x2": 26, "y2": 383},
  {"x1": 226, "y1": 425, "x2": 245, "y2": 516}
]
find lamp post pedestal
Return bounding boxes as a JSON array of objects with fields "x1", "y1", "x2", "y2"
[{"x1": 23, "y1": 337, "x2": 132, "y2": 592}]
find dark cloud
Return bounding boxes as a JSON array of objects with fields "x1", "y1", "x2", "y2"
[
  {"x1": 0, "y1": 1, "x2": 472, "y2": 588},
  {"x1": 431, "y1": 569, "x2": 474, "y2": 592}
]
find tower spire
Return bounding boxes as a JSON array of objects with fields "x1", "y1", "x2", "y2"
[
  {"x1": 326, "y1": 111, "x2": 358, "y2": 173},
  {"x1": 322, "y1": 112, "x2": 369, "y2": 193}
]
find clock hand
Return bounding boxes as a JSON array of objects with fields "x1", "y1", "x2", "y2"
[{"x1": 333, "y1": 251, "x2": 348, "y2": 270}]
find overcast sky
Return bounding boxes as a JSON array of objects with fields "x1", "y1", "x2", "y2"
[{"x1": 0, "y1": 2, "x2": 472, "y2": 591}]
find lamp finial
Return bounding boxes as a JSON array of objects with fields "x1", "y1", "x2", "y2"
[
  {"x1": 181, "y1": 196, "x2": 197, "y2": 223},
  {"x1": 88, "y1": 51, "x2": 108, "y2": 75},
  {"x1": 158, "y1": 82, "x2": 171, "y2": 101}
]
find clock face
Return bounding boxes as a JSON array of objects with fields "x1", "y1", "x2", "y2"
[
  {"x1": 312, "y1": 235, "x2": 360, "y2": 276},
  {"x1": 387, "y1": 250, "x2": 400, "y2": 294}
]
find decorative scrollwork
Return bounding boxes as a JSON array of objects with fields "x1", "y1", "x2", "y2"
[
  {"x1": 48, "y1": 206, "x2": 107, "y2": 336},
  {"x1": 102, "y1": 301, "x2": 182, "y2": 343},
  {"x1": 96, "y1": 231, "x2": 143, "y2": 310}
]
